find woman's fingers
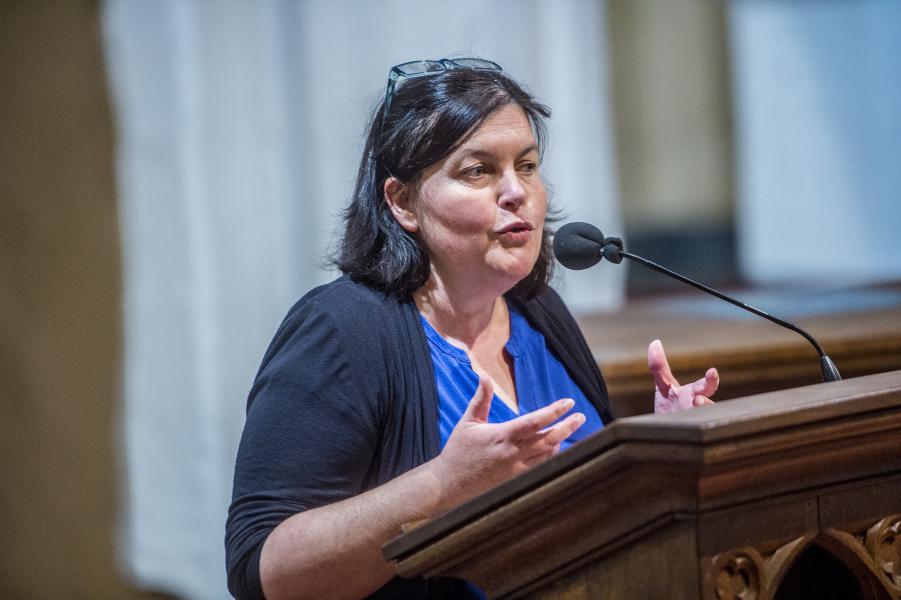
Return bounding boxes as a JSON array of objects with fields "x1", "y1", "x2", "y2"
[
  {"x1": 439, "y1": 391, "x2": 587, "y2": 500},
  {"x1": 542, "y1": 412, "x2": 585, "y2": 447},
  {"x1": 521, "y1": 412, "x2": 585, "y2": 459},
  {"x1": 693, "y1": 394, "x2": 715, "y2": 407},
  {"x1": 461, "y1": 376, "x2": 494, "y2": 423},
  {"x1": 522, "y1": 443, "x2": 560, "y2": 467},
  {"x1": 690, "y1": 367, "x2": 720, "y2": 398},
  {"x1": 649, "y1": 339, "x2": 720, "y2": 414},
  {"x1": 648, "y1": 339, "x2": 679, "y2": 396},
  {"x1": 505, "y1": 397, "x2": 575, "y2": 441}
]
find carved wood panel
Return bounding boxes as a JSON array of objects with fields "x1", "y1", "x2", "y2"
[
  {"x1": 867, "y1": 515, "x2": 901, "y2": 591},
  {"x1": 702, "y1": 515, "x2": 901, "y2": 600}
]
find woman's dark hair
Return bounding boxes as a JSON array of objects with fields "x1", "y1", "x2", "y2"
[{"x1": 335, "y1": 65, "x2": 553, "y2": 299}]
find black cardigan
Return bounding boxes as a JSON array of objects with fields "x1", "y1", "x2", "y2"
[{"x1": 226, "y1": 276, "x2": 613, "y2": 599}]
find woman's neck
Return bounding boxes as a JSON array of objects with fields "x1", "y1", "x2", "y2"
[{"x1": 414, "y1": 273, "x2": 509, "y2": 349}]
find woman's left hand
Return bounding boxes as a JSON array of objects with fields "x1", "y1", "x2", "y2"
[{"x1": 648, "y1": 339, "x2": 719, "y2": 413}]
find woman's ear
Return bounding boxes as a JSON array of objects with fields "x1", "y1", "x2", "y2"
[{"x1": 384, "y1": 177, "x2": 418, "y2": 233}]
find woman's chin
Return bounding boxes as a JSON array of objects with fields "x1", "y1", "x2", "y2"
[{"x1": 490, "y1": 258, "x2": 538, "y2": 289}]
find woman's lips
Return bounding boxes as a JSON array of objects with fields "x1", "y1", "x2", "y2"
[
  {"x1": 496, "y1": 221, "x2": 534, "y2": 245},
  {"x1": 496, "y1": 221, "x2": 533, "y2": 234}
]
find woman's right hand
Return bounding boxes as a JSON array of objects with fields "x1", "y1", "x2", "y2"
[
  {"x1": 427, "y1": 376, "x2": 585, "y2": 510},
  {"x1": 256, "y1": 377, "x2": 582, "y2": 600}
]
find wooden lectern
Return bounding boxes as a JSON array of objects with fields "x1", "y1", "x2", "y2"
[{"x1": 384, "y1": 370, "x2": 901, "y2": 599}]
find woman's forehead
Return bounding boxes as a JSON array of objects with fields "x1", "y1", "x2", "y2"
[{"x1": 453, "y1": 105, "x2": 537, "y2": 157}]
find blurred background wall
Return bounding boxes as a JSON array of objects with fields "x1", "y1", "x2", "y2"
[
  {"x1": 0, "y1": 2, "x2": 172, "y2": 599},
  {"x1": 1, "y1": 1, "x2": 898, "y2": 599},
  {"x1": 729, "y1": 0, "x2": 901, "y2": 286},
  {"x1": 608, "y1": 0, "x2": 737, "y2": 293},
  {"x1": 103, "y1": 1, "x2": 622, "y2": 597}
]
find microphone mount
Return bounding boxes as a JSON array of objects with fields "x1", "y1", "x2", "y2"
[{"x1": 554, "y1": 222, "x2": 842, "y2": 383}]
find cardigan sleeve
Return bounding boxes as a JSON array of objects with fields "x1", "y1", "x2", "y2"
[{"x1": 225, "y1": 293, "x2": 383, "y2": 600}]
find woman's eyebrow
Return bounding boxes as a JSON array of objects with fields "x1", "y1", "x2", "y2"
[{"x1": 456, "y1": 143, "x2": 539, "y2": 161}]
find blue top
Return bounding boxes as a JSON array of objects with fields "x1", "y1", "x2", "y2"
[
  {"x1": 229, "y1": 276, "x2": 612, "y2": 600},
  {"x1": 421, "y1": 304, "x2": 604, "y2": 450}
]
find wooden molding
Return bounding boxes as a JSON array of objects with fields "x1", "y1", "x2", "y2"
[{"x1": 385, "y1": 371, "x2": 901, "y2": 599}]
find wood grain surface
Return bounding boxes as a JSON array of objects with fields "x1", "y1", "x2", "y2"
[
  {"x1": 578, "y1": 288, "x2": 901, "y2": 416},
  {"x1": 385, "y1": 370, "x2": 901, "y2": 599}
]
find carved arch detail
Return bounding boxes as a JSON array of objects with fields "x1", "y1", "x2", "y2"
[
  {"x1": 704, "y1": 515, "x2": 901, "y2": 600},
  {"x1": 709, "y1": 547, "x2": 765, "y2": 600},
  {"x1": 866, "y1": 515, "x2": 901, "y2": 591}
]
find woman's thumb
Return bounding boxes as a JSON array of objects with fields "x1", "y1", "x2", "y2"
[{"x1": 462, "y1": 375, "x2": 494, "y2": 423}]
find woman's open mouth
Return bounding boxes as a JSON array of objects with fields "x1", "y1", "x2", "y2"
[{"x1": 496, "y1": 222, "x2": 534, "y2": 244}]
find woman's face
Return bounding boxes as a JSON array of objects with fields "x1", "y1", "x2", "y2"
[{"x1": 398, "y1": 104, "x2": 548, "y2": 295}]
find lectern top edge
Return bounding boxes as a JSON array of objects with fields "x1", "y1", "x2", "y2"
[
  {"x1": 616, "y1": 369, "x2": 901, "y2": 443},
  {"x1": 384, "y1": 370, "x2": 901, "y2": 563}
]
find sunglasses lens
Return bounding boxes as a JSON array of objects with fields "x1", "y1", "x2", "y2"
[
  {"x1": 383, "y1": 58, "x2": 503, "y2": 129},
  {"x1": 448, "y1": 58, "x2": 501, "y2": 71},
  {"x1": 394, "y1": 60, "x2": 444, "y2": 76}
]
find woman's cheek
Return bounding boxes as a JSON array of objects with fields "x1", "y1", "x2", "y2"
[{"x1": 439, "y1": 205, "x2": 495, "y2": 234}]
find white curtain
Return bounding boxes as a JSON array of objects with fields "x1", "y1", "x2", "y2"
[
  {"x1": 103, "y1": 1, "x2": 622, "y2": 598},
  {"x1": 728, "y1": 0, "x2": 901, "y2": 286}
]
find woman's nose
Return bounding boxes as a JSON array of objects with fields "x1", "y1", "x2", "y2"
[{"x1": 497, "y1": 170, "x2": 526, "y2": 210}]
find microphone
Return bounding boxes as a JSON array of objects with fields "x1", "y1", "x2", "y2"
[{"x1": 553, "y1": 222, "x2": 841, "y2": 383}]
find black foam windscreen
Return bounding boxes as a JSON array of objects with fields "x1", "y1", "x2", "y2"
[{"x1": 552, "y1": 222, "x2": 605, "y2": 270}]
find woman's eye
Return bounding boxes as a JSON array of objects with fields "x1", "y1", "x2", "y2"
[
  {"x1": 463, "y1": 165, "x2": 487, "y2": 178},
  {"x1": 519, "y1": 161, "x2": 538, "y2": 174}
]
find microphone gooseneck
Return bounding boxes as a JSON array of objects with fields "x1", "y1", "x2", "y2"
[{"x1": 552, "y1": 222, "x2": 842, "y2": 383}]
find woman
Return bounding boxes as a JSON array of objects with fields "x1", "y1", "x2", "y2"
[{"x1": 226, "y1": 58, "x2": 718, "y2": 600}]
